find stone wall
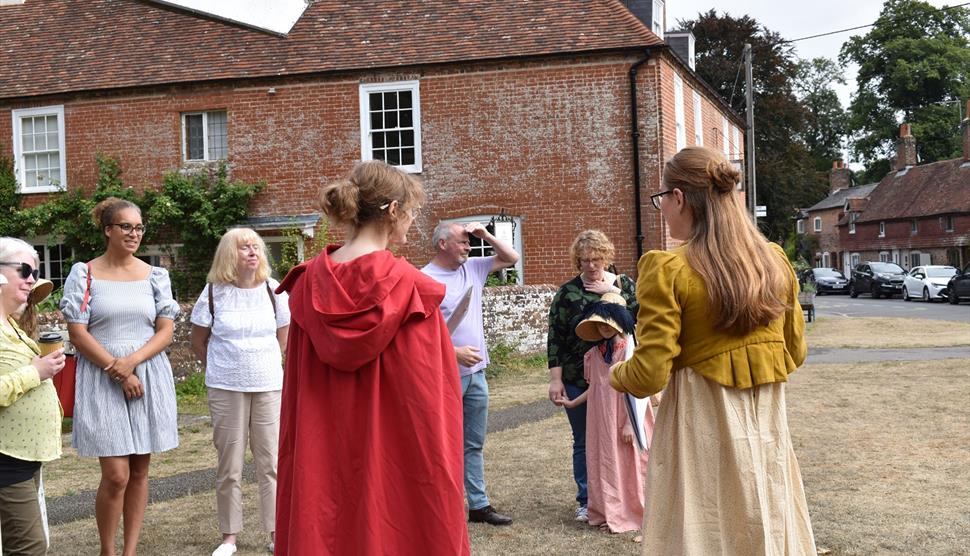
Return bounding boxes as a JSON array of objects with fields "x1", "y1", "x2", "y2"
[{"x1": 38, "y1": 284, "x2": 557, "y2": 380}]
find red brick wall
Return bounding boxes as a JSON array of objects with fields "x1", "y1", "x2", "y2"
[
  {"x1": 838, "y1": 214, "x2": 970, "y2": 268},
  {"x1": 2, "y1": 52, "x2": 741, "y2": 285}
]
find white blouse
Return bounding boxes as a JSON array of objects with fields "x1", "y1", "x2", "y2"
[{"x1": 190, "y1": 280, "x2": 290, "y2": 392}]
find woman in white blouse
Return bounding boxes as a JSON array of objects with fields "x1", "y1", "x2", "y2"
[{"x1": 190, "y1": 228, "x2": 290, "y2": 556}]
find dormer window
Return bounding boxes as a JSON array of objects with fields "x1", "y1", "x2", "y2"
[{"x1": 652, "y1": 0, "x2": 665, "y2": 38}]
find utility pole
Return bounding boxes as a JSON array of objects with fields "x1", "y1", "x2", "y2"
[{"x1": 743, "y1": 43, "x2": 757, "y2": 224}]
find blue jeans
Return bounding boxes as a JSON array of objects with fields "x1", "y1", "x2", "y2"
[
  {"x1": 461, "y1": 370, "x2": 490, "y2": 510},
  {"x1": 563, "y1": 382, "x2": 588, "y2": 506}
]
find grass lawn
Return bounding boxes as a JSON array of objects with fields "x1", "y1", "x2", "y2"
[{"x1": 45, "y1": 317, "x2": 970, "y2": 554}]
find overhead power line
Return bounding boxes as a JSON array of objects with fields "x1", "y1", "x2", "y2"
[{"x1": 782, "y1": 1, "x2": 970, "y2": 43}]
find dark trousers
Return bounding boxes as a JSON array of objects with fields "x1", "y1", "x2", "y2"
[{"x1": 563, "y1": 383, "x2": 588, "y2": 507}]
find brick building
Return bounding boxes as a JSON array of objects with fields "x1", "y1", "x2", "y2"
[
  {"x1": 1, "y1": 0, "x2": 745, "y2": 290},
  {"x1": 836, "y1": 118, "x2": 970, "y2": 271},
  {"x1": 796, "y1": 161, "x2": 877, "y2": 271}
]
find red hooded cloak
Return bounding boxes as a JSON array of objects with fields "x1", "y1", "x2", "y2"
[{"x1": 274, "y1": 246, "x2": 469, "y2": 555}]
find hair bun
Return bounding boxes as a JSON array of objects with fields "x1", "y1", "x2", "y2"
[
  {"x1": 319, "y1": 178, "x2": 360, "y2": 225},
  {"x1": 707, "y1": 160, "x2": 741, "y2": 192}
]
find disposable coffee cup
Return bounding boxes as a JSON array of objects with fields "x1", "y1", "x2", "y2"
[{"x1": 38, "y1": 332, "x2": 64, "y2": 357}]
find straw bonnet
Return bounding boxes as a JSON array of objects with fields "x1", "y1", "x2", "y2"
[
  {"x1": 575, "y1": 292, "x2": 635, "y2": 342},
  {"x1": 28, "y1": 278, "x2": 54, "y2": 305}
]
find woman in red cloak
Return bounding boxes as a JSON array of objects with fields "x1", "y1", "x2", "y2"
[{"x1": 274, "y1": 161, "x2": 469, "y2": 555}]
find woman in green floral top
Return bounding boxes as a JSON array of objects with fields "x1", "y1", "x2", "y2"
[
  {"x1": 546, "y1": 230, "x2": 637, "y2": 523},
  {"x1": 0, "y1": 237, "x2": 66, "y2": 555}
]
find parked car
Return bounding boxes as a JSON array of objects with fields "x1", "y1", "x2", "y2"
[
  {"x1": 799, "y1": 267, "x2": 850, "y2": 295},
  {"x1": 902, "y1": 265, "x2": 958, "y2": 302},
  {"x1": 849, "y1": 261, "x2": 906, "y2": 298},
  {"x1": 946, "y1": 263, "x2": 970, "y2": 304}
]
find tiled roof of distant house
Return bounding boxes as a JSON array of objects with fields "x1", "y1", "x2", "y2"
[
  {"x1": 855, "y1": 159, "x2": 970, "y2": 223},
  {"x1": 0, "y1": 0, "x2": 663, "y2": 99},
  {"x1": 805, "y1": 183, "x2": 878, "y2": 213}
]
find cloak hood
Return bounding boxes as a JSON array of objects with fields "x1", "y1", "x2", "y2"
[{"x1": 277, "y1": 245, "x2": 444, "y2": 372}]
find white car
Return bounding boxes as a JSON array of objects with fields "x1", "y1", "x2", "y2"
[{"x1": 902, "y1": 265, "x2": 958, "y2": 302}]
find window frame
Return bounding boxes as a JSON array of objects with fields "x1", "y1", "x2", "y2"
[
  {"x1": 692, "y1": 91, "x2": 703, "y2": 146},
  {"x1": 180, "y1": 110, "x2": 229, "y2": 162},
  {"x1": 652, "y1": 0, "x2": 665, "y2": 38},
  {"x1": 721, "y1": 116, "x2": 729, "y2": 156},
  {"x1": 879, "y1": 221, "x2": 885, "y2": 237},
  {"x1": 944, "y1": 215, "x2": 955, "y2": 232},
  {"x1": 11, "y1": 105, "x2": 67, "y2": 193},
  {"x1": 673, "y1": 73, "x2": 685, "y2": 151},
  {"x1": 850, "y1": 253, "x2": 861, "y2": 268},
  {"x1": 813, "y1": 216, "x2": 822, "y2": 232},
  {"x1": 911, "y1": 219, "x2": 918, "y2": 234},
  {"x1": 849, "y1": 212, "x2": 858, "y2": 234},
  {"x1": 359, "y1": 80, "x2": 423, "y2": 173},
  {"x1": 796, "y1": 219, "x2": 805, "y2": 234}
]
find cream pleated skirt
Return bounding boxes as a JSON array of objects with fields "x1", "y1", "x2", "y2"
[{"x1": 641, "y1": 367, "x2": 817, "y2": 555}]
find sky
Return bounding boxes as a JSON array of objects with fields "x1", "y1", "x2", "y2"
[{"x1": 665, "y1": 0, "x2": 953, "y2": 107}]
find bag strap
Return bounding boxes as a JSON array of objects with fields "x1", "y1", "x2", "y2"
[
  {"x1": 80, "y1": 262, "x2": 93, "y2": 313},
  {"x1": 207, "y1": 282, "x2": 276, "y2": 319},
  {"x1": 266, "y1": 282, "x2": 277, "y2": 318}
]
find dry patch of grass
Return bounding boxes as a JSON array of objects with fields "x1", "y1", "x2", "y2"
[
  {"x1": 44, "y1": 422, "x2": 217, "y2": 498},
  {"x1": 49, "y1": 414, "x2": 639, "y2": 556},
  {"x1": 806, "y1": 317, "x2": 970, "y2": 348},
  {"x1": 488, "y1": 365, "x2": 548, "y2": 411},
  {"x1": 788, "y1": 358, "x2": 970, "y2": 555}
]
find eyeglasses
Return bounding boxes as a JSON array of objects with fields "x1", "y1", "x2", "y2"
[
  {"x1": 0, "y1": 262, "x2": 39, "y2": 280},
  {"x1": 109, "y1": 223, "x2": 147, "y2": 235},
  {"x1": 649, "y1": 190, "x2": 673, "y2": 210}
]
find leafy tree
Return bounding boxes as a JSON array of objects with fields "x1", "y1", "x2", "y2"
[
  {"x1": 841, "y1": 0, "x2": 970, "y2": 169},
  {"x1": 680, "y1": 10, "x2": 829, "y2": 240},
  {"x1": 794, "y1": 57, "x2": 849, "y2": 172}
]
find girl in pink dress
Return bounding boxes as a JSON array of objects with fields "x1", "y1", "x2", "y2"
[{"x1": 558, "y1": 293, "x2": 654, "y2": 534}]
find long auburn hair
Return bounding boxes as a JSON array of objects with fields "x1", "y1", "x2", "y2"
[{"x1": 664, "y1": 146, "x2": 789, "y2": 334}]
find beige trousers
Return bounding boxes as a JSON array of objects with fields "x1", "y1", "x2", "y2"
[{"x1": 208, "y1": 388, "x2": 281, "y2": 534}]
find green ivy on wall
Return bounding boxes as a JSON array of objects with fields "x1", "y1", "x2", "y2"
[{"x1": 0, "y1": 150, "x2": 264, "y2": 300}]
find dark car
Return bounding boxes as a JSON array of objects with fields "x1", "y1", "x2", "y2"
[
  {"x1": 946, "y1": 263, "x2": 970, "y2": 304},
  {"x1": 849, "y1": 261, "x2": 906, "y2": 298},
  {"x1": 800, "y1": 267, "x2": 850, "y2": 295}
]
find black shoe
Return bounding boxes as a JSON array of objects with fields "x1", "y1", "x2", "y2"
[{"x1": 468, "y1": 505, "x2": 513, "y2": 526}]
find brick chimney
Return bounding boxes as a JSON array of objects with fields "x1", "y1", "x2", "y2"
[
  {"x1": 829, "y1": 160, "x2": 850, "y2": 194},
  {"x1": 893, "y1": 123, "x2": 917, "y2": 171},
  {"x1": 963, "y1": 99, "x2": 970, "y2": 161}
]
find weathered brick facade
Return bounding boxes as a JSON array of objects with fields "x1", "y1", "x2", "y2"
[{"x1": 1, "y1": 1, "x2": 745, "y2": 289}]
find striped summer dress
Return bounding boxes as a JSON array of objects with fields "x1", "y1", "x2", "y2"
[{"x1": 60, "y1": 263, "x2": 180, "y2": 457}]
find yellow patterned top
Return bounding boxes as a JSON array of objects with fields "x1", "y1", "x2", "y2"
[
  {"x1": 0, "y1": 318, "x2": 62, "y2": 462},
  {"x1": 611, "y1": 243, "x2": 807, "y2": 398}
]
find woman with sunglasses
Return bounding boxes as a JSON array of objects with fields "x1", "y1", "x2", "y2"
[
  {"x1": 60, "y1": 197, "x2": 180, "y2": 556},
  {"x1": 0, "y1": 237, "x2": 66, "y2": 555},
  {"x1": 610, "y1": 147, "x2": 815, "y2": 554}
]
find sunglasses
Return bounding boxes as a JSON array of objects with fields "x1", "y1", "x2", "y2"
[{"x1": 0, "y1": 261, "x2": 39, "y2": 280}]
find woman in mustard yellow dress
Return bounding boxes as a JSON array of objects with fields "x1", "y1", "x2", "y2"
[{"x1": 610, "y1": 146, "x2": 816, "y2": 555}]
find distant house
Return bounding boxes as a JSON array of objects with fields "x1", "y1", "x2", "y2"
[
  {"x1": 0, "y1": 0, "x2": 746, "y2": 290},
  {"x1": 836, "y1": 118, "x2": 970, "y2": 271},
  {"x1": 796, "y1": 160, "x2": 877, "y2": 271}
]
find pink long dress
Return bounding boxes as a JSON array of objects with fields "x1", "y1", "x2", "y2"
[{"x1": 584, "y1": 337, "x2": 654, "y2": 533}]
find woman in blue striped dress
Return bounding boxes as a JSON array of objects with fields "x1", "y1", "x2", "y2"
[{"x1": 61, "y1": 197, "x2": 180, "y2": 556}]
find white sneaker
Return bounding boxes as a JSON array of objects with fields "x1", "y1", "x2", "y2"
[
  {"x1": 575, "y1": 505, "x2": 589, "y2": 522},
  {"x1": 212, "y1": 543, "x2": 237, "y2": 556},
  {"x1": 267, "y1": 541, "x2": 275, "y2": 554}
]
